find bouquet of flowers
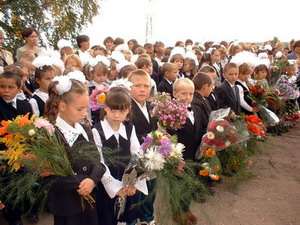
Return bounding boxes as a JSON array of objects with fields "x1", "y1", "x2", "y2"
[
  {"x1": 0, "y1": 114, "x2": 95, "y2": 209},
  {"x1": 202, "y1": 119, "x2": 238, "y2": 151},
  {"x1": 243, "y1": 115, "x2": 266, "y2": 139},
  {"x1": 150, "y1": 93, "x2": 188, "y2": 131},
  {"x1": 276, "y1": 75, "x2": 300, "y2": 100},
  {"x1": 89, "y1": 86, "x2": 110, "y2": 111},
  {"x1": 198, "y1": 148, "x2": 221, "y2": 181},
  {"x1": 140, "y1": 130, "x2": 185, "y2": 170},
  {"x1": 248, "y1": 83, "x2": 268, "y2": 105}
]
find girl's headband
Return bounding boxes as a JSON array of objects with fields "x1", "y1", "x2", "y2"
[{"x1": 52, "y1": 70, "x2": 87, "y2": 95}]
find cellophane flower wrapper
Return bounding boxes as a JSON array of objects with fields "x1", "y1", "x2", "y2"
[
  {"x1": 89, "y1": 86, "x2": 110, "y2": 111},
  {"x1": 258, "y1": 105, "x2": 280, "y2": 126},
  {"x1": 150, "y1": 93, "x2": 188, "y2": 130}
]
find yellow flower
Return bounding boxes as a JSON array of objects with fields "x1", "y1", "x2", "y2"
[{"x1": 97, "y1": 93, "x2": 106, "y2": 103}]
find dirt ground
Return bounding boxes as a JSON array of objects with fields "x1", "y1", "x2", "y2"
[{"x1": 1, "y1": 125, "x2": 300, "y2": 225}]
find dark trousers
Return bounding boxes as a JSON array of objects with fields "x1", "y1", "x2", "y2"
[{"x1": 139, "y1": 179, "x2": 157, "y2": 222}]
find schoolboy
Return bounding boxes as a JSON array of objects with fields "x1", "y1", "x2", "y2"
[
  {"x1": 157, "y1": 62, "x2": 178, "y2": 97},
  {"x1": 173, "y1": 78, "x2": 201, "y2": 225},
  {"x1": 128, "y1": 69, "x2": 158, "y2": 225},
  {"x1": 199, "y1": 65, "x2": 220, "y2": 111},
  {"x1": 192, "y1": 72, "x2": 214, "y2": 138},
  {"x1": 0, "y1": 71, "x2": 33, "y2": 225},
  {"x1": 216, "y1": 62, "x2": 241, "y2": 115}
]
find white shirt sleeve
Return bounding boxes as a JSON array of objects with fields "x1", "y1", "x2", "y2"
[
  {"x1": 29, "y1": 98, "x2": 40, "y2": 117},
  {"x1": 92, "y1": 128, "x2": 123, "y2": 198},
  {"x1": 237, "y1": 85, "x2": 253, "y2": 112}
]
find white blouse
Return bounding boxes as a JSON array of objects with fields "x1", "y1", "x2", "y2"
[
  {"x1": 92, "y1": 118, "x2": 148, "y2": 198},
  {"x1": 29, "y1": 89, "x2": 49, "y2": 117}
]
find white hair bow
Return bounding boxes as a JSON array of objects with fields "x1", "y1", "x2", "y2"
[{"x1": 52, "y1": 71, "x2": 87, "y2": 95}]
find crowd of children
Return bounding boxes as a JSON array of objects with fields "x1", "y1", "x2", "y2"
[{"x1": 0, "y1": 27, "x2": 300, "y2": 225}]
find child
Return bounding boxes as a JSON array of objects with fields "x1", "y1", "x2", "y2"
[
  {"x1": 253, "y1": 64, "x2": 269, "y2": 87},
  {"x1": 29, "y1": 65, "x2": 55, "y2": 117},
  {"x1": 88, "y1": 59, "x2": 110, "y2": 125},
  {"x1": 103, "y1": 36, "x2": 114, "y2": 55},
  {"x1": 170, "y1": 54, "x2": 185, "y2": 79},
  {"x1": 128, "y1": 69, "x2": 158, "y2": 225},
  {"x1": 192, "y1": 72, "x2": 214, "y2": 138},
  {"x1": 135, "y1": 57, "x2": 158, "y2": 95},
  {"x1": 157, "y1": 62, "x2": 178, "y2": 97},
  {"x1": 216, "y1": 62, "x2": 241, "y2": 115},
  {"x1": 0, "y1": 71, "x2": 33, "y2": 225},
  {"x1": 119, "y1": 64, "x2": 136, "y2": 79},
  {"x1": 92, "y1": 87, "x2": 147, "y2": 225},
  {"x1": 236, "y1": 63, "x2": 259, "y2": 115},
  {"x1": 199, "y1": 65, "x2": 220, "y2": 111},
  {"x1": 75, "y1": 34, "x2": 91, "y2": 62},
  {"x1": 105, "y1": 59, "x2": 117, "y2": 86},
  {"x1": 64, "y1": 54, "x2": 83, "y2": 71},
  {"x1": 211, "y1": 48, "x2": 223, "y2": 87},
  {"x1": 43, "y1": 73, "x2": 106, "y2": 225},
  {"x1": 182, "y1": 58, "x2": 197, "y2": 80},
  {"x1": 172, "y1": 78, "x2": 201, "y2": 225}
]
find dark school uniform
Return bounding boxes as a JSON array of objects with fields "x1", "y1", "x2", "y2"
[
  {"x1": 207, "y1": 89, "x2": 220, "y2": 111},
  {"x1": 216, "y1": 80, "x2": 241, "y2": 115},
  {"x1": 46, "y1": 117, "x2": 106, "y2": 225},
  {"x1": 131, "y1": 99, "x2": 158, "y2": 224},
  {"x1": 94, "y1": 120, "x2": 146, "y2": 225},
  {"x1": 157, "y1": 78, "x2": 173, "y2": 97}
]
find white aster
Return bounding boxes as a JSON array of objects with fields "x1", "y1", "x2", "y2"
[{"x1": 143, "y1": 147, "x2": 166, "y2": 171}]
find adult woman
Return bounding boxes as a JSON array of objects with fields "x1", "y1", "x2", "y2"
[
  {"x1": 0, "y1": 30, "x2": 14, "y2": 66},
  {"x1": 16, "y1": 27, "x2": 43, "y2": 61}
]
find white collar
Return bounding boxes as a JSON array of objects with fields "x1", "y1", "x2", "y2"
[
  {"x1": 33, "y1": 89, "x2": 49, "y2": 101},
  {"x1": 164, "y1": 78, "x2": 173, "y2": 85},
  {"x1": 55, "y1": 116, "x2": 89, "y2": 147},
  {"x1": 100, "y1": 118, "x2": 128, "y2": 140},
  {"x1": 4, "y1": 97, "x2": 17, "y2": 107},
  {"x1": 132, "y1": 98, "x2": 147, "y2": 108},
  {"x1": 91, "y1": 80, "x2": 106, "y2": 90}
]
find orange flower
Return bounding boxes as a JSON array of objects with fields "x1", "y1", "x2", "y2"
[
  {"x1": 0, "y1": 120, "x2": 11, "y2": 136},
  {"x1": 199, "y1": 169, "x2": 209, "y2": 176},
  {"x1": 17, "y1": 114, "x2": 31, "y2": 127},
  {"x1": 205, "y1": 148, "x2": 216, "y2": 158},
  {"x1": 244, "y1": 115, "x2": 261, "y2": 123},
  {"x1": 210, "y1": 175, "x2": 220, "y2": 180},
  {"x1": 97, "y1": 93, "x2": 106, "y2": 103},
  {"x1": 213, "y1": 165, "x2": 220, "y2": 171}
]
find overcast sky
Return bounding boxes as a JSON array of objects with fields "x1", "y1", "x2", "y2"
[{"x1": 83, "y1": 0, "x2": 299, "y2": 47}]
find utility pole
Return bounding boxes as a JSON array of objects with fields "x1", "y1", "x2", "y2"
[{"x1": 145, "y1": 0, "x2": 153, "y2": 43}]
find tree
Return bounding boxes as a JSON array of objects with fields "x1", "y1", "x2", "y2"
[{"x1": 0, "y1": 0, "x2": 99, "y2": 53}]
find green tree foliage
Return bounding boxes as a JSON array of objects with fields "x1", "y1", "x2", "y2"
[{"x1": 0, "y1": 0, "x2": 99, "y2": 53}]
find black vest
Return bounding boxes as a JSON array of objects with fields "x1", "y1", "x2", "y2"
[
  {"x1": 94, "y1": 122, "x2": 133, "y2": 180},
  {"x1": 32, "y1": 94, "x2": 46, "y2": 116}
]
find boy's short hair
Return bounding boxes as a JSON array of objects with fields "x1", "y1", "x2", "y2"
[
  {"x1": 128, "y1": 69, "x2": 151, "y2": 83},
  {"x1": 0, "y1": 71, "x2": 22, "y2": 88},
  {"x1": 135, "y1": 57, "x2": 151, "y2": 69},
  {"x1": 199, "y1": 65, "x2": 216, "y2": 74},
  {"x1": 160, "y1": 63, "x2": 177, "y2": 76},
  {"x1": 224, "y1": 62, "x2": 238, "y2": 74},
  {"x1": 173, "y1": 78, "x2": 194, "y2": 92},
  {"x1": 192, "y1": 72, "x2": 212, "y2": 91},
  {"x1": 76, "y1": 35, "x2": 90, "y2": 48},
  {"x1": 119, "y1": 64, "x2": 137, "y2": 79}
]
